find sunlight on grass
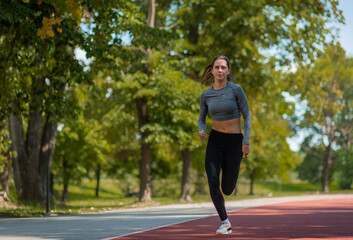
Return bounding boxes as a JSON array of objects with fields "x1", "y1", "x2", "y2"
[{"x1": 1, "y1": 178, "x2": 352, "y2": 217}]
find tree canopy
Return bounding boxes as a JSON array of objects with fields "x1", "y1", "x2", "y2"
[{"x1": 0, "y1": 0, "x2": 349, "y2": 203}]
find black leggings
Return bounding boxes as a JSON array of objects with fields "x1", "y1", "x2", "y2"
[{"x1": 205, "y1": 129, "x2": 243, "y2": 221}]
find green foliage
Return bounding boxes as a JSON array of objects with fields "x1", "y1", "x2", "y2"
[
  {"x1": 241, "y1": 60, "x2": 300, "y2": 183},
  {"x1": 290, "y1": 44, "x2": 353, "y2": 190},
  {"x1": 291, "y1": 44, "x2": 348, "y2": 125},
  {"x1": 172, "y1": 0, "x2": 343, "y2": 86},
  {"x1": 0, "y1": 128, "x2": 16, "y2": 173},
  {"x1": 0, "y1": 0, "x2": 87, "y2": 123},
  {"x1": 125, "y1": 70, "x2": 199, "y2": 143},
  {"x1": 8, "y1": 184, "x2": 20, "y2": 205},
  {"x1": 89, "y1": 78, "x2": 141, "y2": 184},
  {"x1": 53, "y1": 86, "x2": 110, "y2": 185},
  {"x1": 1, "y1": 0, "x2": 347, "y2": 202},
  {"x1": 335, "y1": 147, "x2": 353, "y2": 189},
  {"x1": 296, "y1": 138, "x2": 326, "y2": 184}
]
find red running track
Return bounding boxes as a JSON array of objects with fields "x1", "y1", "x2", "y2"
[{"x1": 113, "y1": 197, "x2": 353, "y2": 240}]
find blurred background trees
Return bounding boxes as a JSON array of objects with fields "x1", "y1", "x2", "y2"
[
  {"x1": 290, "y1": 43, "x2": 353, "y2": 192},
  {"x1": 1, "y1": 0, "x2": 352, "y2": 206}
]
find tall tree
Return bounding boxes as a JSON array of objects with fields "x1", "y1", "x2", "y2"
[
  {"x1": 115, "y1": 0, "x2": 178, "y2": 202},
  {"x1": 135, "y1": 0, "x2": 156, "y2": 202},
  {"x1": 53, "y1": 111, "x2": 109, "y2": 203},
  {"x1": 1, "y1": 0, "x2": 134, "y2": 202},
  {"x1": 290, "y1": 44, "x2": 352, "y2": 192},
  {"x1": 334, "y1": 57, "x2": 353, "y2": 189},
  {"x1": 242, "y1": 61, "x2": 300, "y2": 195},
  {"x1": 2, "y1": 0, "x2": 85, "y2": 202}
]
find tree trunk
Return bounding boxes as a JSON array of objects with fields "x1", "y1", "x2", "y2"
[
  {"x1": 136, "y1": 96, "x2": 152, "y2": 202},
  {"x1": 322, "y1": 143, "x2": 332, "y2": 193},
  {"x1": 8, "y1": 77, "x2": 55, "y2": 203},
  {"x1": 50, "y1": 171, "x2": 54, "y2": 198},
  {"x1": 179, "y1": 149, "x2": 193, "y2": 202},
  {"x1": 0, "y1": 162, "x2": 9, "y2": 194},
  {"x1": 8, "y1": 111, "x2": 26, "y2": 196},
  {"x1": 10, "y1": 114, "x2": 57, "y2": 203},
  {"x1": 8, "y1": 76, "x2": 58, "y2": 203},
  {"x1": 136, "y1": 97, "x2": 151, "y2": 202},
  {"x1": 25, "y1": 110, "x2": 42, "y2": 201},
  {"x1": 38, "y1": 116, "x2": 57, "y2": 200},
  {"x1": 61, "y1": 157, "x2": 69, "y2": 204},
  {"x1": 0, "y1": 190, "x2": 13, "y2": 208},
  {"x1": 249, "y1": 171, "x2": 255, "y2": 195},
  {"x1": 322, "y1": 121, "x2": 335, "y2": 193},
  {"x1": 186, "y1": 2, "x2": 202, "y2": 54},
  {"x1": 61, "y1": 181, "x2": 69, "y2": 205},
  {"x1": 95, "y1": 164, "x2": 100, "y2": 197},
  {"x1": 135, "y1": 0, "x2": 155, "y2": 203},
  {"x1": 147, "y1": 0, "x2": 155, "y2": 28},
  {"x1": 26, "y1": 77, "x2": 45, "y2": 201},
  {"x1": 139, "y1": 140, "x2": 151, "y2": 202}
]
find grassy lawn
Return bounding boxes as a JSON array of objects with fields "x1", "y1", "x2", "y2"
[{"x1": 1, "y1": 178, "x2": 352, "y2": 217}]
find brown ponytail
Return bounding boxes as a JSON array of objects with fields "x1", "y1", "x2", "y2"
[
  {"x1": 200, "y1": 55, "x2": 237, "y2": 86},
  {"x1": 200, "y1": 64, "x2": 213, "y2": 86}
]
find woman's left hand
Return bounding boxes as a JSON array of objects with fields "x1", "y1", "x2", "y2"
[{"x1": 242, "y1": 144, "x2": 250, "y2": 158}]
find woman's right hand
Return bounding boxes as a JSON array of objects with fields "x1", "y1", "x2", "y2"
[{"x1": 198, "y1": 130, "x2": 206, "y2": 140}]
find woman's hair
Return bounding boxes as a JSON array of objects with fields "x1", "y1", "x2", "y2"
[{"x1": 200, "y1": 55, "x2": 236, "y2": 86}]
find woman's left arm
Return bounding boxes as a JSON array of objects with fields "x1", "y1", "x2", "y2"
[{"x1": 236, "y1": 85, "x2": 251, "y2": 157}]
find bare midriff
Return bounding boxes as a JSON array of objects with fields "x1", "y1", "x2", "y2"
[{"x1": 212, "y1": 117, "x2": 242, "y2": 134}]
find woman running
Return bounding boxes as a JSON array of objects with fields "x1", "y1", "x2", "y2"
[{"x1": 198, "y1": 55, "x2": 251, "y2": 234}]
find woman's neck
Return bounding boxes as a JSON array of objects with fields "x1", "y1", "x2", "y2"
[{"x1": 213, "y1": 79, "x2": 227, "y2": 90}]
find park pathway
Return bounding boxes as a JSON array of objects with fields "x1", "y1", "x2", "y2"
[
  {"x1": 0, "y1": 194, "x2": 352, "y2": 240},
  {"x1": 110, "y1": 196, "x2": 353, "y2": 240}
]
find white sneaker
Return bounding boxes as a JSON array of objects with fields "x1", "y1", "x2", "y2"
[{"x1": 216, "y1": 222, "x2": 232, "y2": 234}]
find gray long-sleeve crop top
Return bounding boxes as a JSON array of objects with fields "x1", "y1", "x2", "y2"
[{"x1": 198, "y1": 81, "x2": 251, "y2": 144}]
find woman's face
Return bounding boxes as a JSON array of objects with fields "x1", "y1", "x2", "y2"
[{"x1": 211, "y1": 59, "x2": 230, "y2": 81}]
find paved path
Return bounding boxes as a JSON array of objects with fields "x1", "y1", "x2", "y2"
[
  {"x1": 112, "y1": 196, "x2": 353, "y2": 240},
  {"x1": 0, "y1": 194, "x2": 352, "y2": 240}
]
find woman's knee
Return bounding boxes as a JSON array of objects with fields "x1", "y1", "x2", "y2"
[{"x1": 222, "y1": 183, "x2": 235, "y2": 196}]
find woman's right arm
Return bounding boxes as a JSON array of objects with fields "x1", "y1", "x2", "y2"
[{"x1": 198, "y1": 93, "x2": 208, "y2": 140}]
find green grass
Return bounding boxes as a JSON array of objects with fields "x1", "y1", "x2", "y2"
[{"x1": 1, "y1": 178, "x2": 352, "y2": 217}]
